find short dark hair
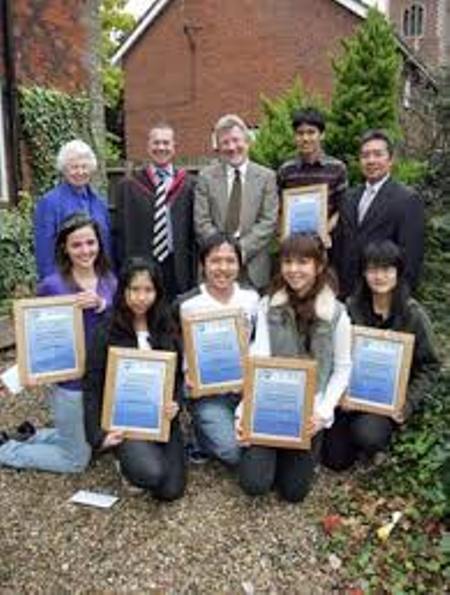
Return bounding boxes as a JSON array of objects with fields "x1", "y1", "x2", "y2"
[
  {"x1": 363, "y1": 240, "x2": 404, "y2": 274},
  {"x1": 351, "y1": 240, "x2": 409, "y2": 325},
  {"x1": 199, "y1": 232, "x2": 243, "y2": 268},
  {"x1": 291, "y1": 108, "x2": 325, "y2": 133},
  {"x1": 55, "y1": 212, "x2": 110, "y2": 280},
  {"x1": 359, "y1": 129, "x2": 394, "y2": 157}
]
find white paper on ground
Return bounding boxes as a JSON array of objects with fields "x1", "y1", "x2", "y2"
[
  {"x1": 69, "y1": 490, "x2": 119, "y2": 509},
  {"x1": 0, "y1": 364, "x2": 23, "y2": 395}
]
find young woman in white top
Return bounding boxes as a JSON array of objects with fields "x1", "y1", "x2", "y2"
[
  {"x1": 179, "y1": 233, "x2": 259, "y2": 466},
  {"x1": 237, "y1": 233, "x2": 352, "y2": 502}
]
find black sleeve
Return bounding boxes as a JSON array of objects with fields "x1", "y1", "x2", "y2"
[
  {"x1": 82, "y1": 321, "x2": 110, "y2": 451},
  {"x1": 404, "y1": 304, "x2": 440, "y2": 418},
  {"x1": 173, "y1": 335, "x2": 184, "y2": 404},
  {"x1": 397, "y1": 190, "x2": 425, "y2": 291},
  {"x1": 333, "y1": 162, "x2": 349, "y2": 214}
]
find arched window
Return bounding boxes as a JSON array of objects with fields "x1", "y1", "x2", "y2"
[{"x1": 403, "y1": 3, "x2": 425, "y2": 37}]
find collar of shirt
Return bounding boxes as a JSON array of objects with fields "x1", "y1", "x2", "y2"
[
  {"x1": 365, "y1": 174, "x2": 390, "y2": 196},
  {"x1": 226, "y1": 161, "x2": 248, "y2": 197},
  {"x1": 150, "y1": 163, "x2": 174, "y2": 181},
  {"x1": 297, "y1": 152, "x2": 325, "y2": 167},
  {"x1": 226, "y1": 160, "x2": 248, "y2": 182}
]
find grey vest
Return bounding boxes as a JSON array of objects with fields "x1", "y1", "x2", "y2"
[{"x1": 267, "y1": 298, "x2": 344, "y2": 394}]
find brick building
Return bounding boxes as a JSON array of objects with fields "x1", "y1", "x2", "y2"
[
  {"x1": 113, "y1": 0, "x2": 368, "y2": 162},
  {"x1": 389, "y1": 0, "x2": 450, "y2": 69},
  {"x1": 0, "y1": 0, "x2": 93, "y2": 204}
]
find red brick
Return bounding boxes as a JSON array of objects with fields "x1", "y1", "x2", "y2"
[
  {"x1": 122, "y1": 0, "x2": 362, "y2": 161},
  {"x1": 0, "y1": 0, "x2": 91, "y2": 93}
]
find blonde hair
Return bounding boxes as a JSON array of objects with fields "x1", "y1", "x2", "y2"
[{"x1": 213, "y1": 114, "x2": 251, "y2": 145}]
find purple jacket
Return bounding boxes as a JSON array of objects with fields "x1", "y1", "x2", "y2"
[
  {"x1": 34, "y1": 182, "x2": 112, "y2": 280},
  {"x1": 37, "y1": 271, "x2": 117, "y2": 390}
]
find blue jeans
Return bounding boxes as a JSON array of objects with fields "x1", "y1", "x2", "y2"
[
  {"x1": 191, "y1": 393, "x2": 241, "y2": 466},
  {"x1": 0, "y1": 386, "x2": 91, "y2": 473}
]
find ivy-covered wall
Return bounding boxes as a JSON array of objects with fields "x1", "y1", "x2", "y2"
[{"x1": 19, "y1": 86, "x2": 93, "y2": 198}]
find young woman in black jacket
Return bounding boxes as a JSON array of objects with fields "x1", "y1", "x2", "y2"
[
  {"x1": 322, "y1": 240, "x2": 440, "y2": 471},
  {"x1": 83, "y1": 257, "x2": 187, "y2": 500}
]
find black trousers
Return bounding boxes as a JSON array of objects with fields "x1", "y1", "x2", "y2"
[
  {"x1": 115, "y1": 420, "x2": 187, "y2": 501},
  {"x1": 238, "y1": 434, "x2": 322, "y2": 503},
  {"x1": 322, "y1": 409, "x2": 395, "y2": 471},
  {"x1": 160, "y1": 253, "x2": 179, "y2": 302}
]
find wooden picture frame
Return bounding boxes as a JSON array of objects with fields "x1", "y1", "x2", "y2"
[
  {"x1": 14, "y1": 295, "x2": 85, "y2": 386},
  {"x1": 281, "y1": 184, "x2": 328, "y2": 242},
  {"x1": 341, "y1": 326, "x2": 415, "y2": 418},
  {"x1": 101, "y1": 347, "x2": 177, "y2": 442},
  {"x1": 241, "y1": 355, "x2": 316, "y2": 450},
  {"x1": 181, "y1": 308, "x2": 249, "y2": 398}
]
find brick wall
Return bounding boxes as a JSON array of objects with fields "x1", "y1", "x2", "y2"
[
  {"x1": 389, "y1": 0, "x2": 441, "y2": 68},
  {"x1": 2, "y1": 0, "x2": 90, "y2": 92},
  {"x1": 123, "y1": 0, "x2": 362, "y2": 161}
]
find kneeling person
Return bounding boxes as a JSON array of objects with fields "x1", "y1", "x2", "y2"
[{"x1": 179, "y1": 233, "x2": 259, "y2": 467}]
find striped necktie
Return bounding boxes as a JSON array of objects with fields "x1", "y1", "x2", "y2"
[{"x1": 152, "y1": 170, "x2": 170, "y2": 262}]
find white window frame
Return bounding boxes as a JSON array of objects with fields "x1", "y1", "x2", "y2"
[{"x1": 0, "y1": 89, "x2": 9, "y2": 203}]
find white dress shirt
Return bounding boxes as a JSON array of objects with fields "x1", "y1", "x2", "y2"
[{"x1": 358, "y1": 174, "x2": 390, "y2": 224}]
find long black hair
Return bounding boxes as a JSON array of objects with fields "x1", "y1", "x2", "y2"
[
  {"x1": 54, "y1": 212, "x2": 110, "y2": 283},
  {"x1": 352, "y1": 240, "x2": 410, "y2": 326},
  {"x1": 109, "y1": 256, "x2": 178, "y2": 350}
]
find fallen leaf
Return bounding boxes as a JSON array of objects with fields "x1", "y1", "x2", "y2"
[{"x1": 322, "y1": 514, "x2": 343, "y2": 535}]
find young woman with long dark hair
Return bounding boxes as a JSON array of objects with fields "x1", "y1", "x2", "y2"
[
  {"x1": 322, "y1": 240, "x2": 439, "y2": 470},
  {"x1": 83, "y1": 257, "x2": 187, "y2": 501},
  {"x1": 0, "y1": 213, "x2": 116, "y2": 473},
  {"x1": 237, "y1": 233, "x2": 352, "y2": 502}
]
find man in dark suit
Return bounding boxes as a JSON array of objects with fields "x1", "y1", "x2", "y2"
[
  {"x1": 114, "y1": 123, "x2": 196, "y2": 300},
  {"x1": 335, "y1": 129, "x2": 425, "y2": 298},
  {"x1": 195, "y1": 114, "x2": 278, "y2": 291}
]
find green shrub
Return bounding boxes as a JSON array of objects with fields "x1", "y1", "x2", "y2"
[
  {"x1": 393, "y1": 158, "x2": 429, "y2": 187},
  {"x1": 327, "y1": 8, "x2": 402, "y2": 183},
  {"x1": 0, "y1": 193, "x2": 36, "y2": 299},
  {"x1": 19, "y1": 86, "x2": 93, "y2": 197},
  {"x1": 249, "y1": 78, "x2": 326, "y2": 170}
]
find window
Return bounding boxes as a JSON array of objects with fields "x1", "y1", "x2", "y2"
[{"x1": 403, "y1": 3, "x2": 425, "y2": 38}]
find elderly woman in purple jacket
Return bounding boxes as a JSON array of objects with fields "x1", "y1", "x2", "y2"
[
  {"x1": 0, "y1": 213, "x2": 116, "y2": 473},
  {"x1": 34, "y1": 139, "x2": 112, "y2": 280}
]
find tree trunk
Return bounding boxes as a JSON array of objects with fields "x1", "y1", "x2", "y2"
[{"x1": 85, "y1": 0, "x2": 107, "y2": 193}]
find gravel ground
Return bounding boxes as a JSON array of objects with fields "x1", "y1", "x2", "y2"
[{"x1": 0, "y1": 350, "x2": 339, "y2": 594}]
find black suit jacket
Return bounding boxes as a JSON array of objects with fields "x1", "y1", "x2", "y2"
[
  {"x1": 114, "y1": 167, "x2": 197, "y2": 294},
  {"x1": 335, "y1": 178, "x2": 425, "y2": 298}
]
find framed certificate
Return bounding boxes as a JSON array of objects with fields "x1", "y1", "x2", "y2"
[
  {"x1": 101, "y1": 347, "x2": 176, "y2": 442},
  {"x1": 182, "y1": 308, "x2": 248, "y2": 398},
  {"x1": 241, "y1": 356, "x2": 316, "y2": 449},
  {"x1": 342, "y1": 326, "x2": 415, "y2": 417},
  {"x1": 14, "y1": 295, "x2": 85, "y2": 385},
  {"x1": 281, "y1": 184, "x2": 328, "y2": 241}
]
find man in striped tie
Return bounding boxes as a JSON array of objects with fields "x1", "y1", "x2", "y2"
[{"x1": 115, "y1": 123, "x2": 197, "y2": 300}]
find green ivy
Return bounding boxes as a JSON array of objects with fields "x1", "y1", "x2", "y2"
[
  {"x1": 0, "y1": 192, "x2": 36, "y2": 299},
  {"x1": 19, "y1": 86, "x2": 93, "y2": 197}
]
